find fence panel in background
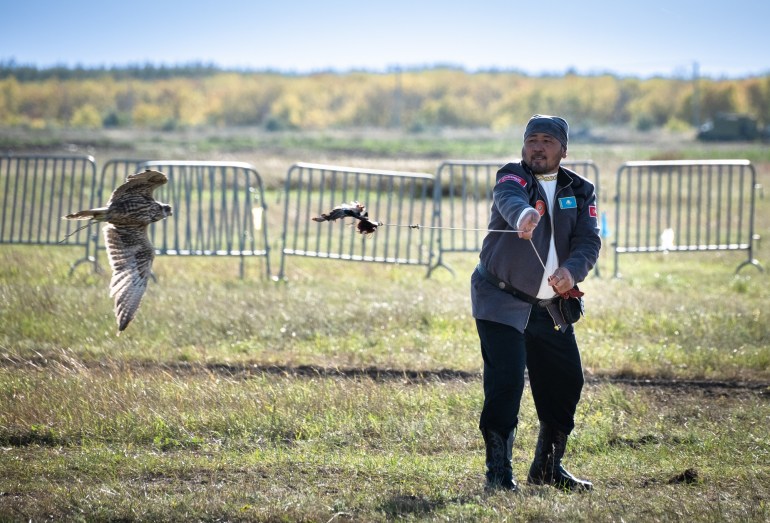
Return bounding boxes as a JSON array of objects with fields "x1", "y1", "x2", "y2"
[
  {"x1": 613, "y1": 160, "x2": 762, "y2": 277},
  {"x1": 117, "y1": 161, "x2": 273, "y2": 279},
  {"x1": 0, "y1": 153, "x2": 99, "y2": 272},
  {"x1": 430, "y1": 160, "x2": 600, "y2": 276},
  {"x1": 277, "y1": 162, "x2": 435, "y2": 280}
]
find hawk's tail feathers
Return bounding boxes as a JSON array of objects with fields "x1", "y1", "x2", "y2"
[{"x1": 64, "y1": 207, "x2": 108, "y2": 220}]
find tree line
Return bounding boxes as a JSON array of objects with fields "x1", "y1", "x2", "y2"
[{"x1": 1, "y1": 63, "x2": 769, "y2": 133}]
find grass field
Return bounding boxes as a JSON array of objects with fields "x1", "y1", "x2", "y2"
[{"x1": 1, "y1": 129, "x2": 769, "y2": 521}]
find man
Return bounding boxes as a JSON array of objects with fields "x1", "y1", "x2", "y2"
[{"x1": 470, "y1": 114, "x2": 601, "y2": 492}]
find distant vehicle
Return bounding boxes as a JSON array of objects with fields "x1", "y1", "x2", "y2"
[{"x1": 697, "y1": 113, "x2": 759, "y2": 141}]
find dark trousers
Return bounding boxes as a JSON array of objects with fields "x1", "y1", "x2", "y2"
[{"x1": 476, "y1": 306, "x2": 585, "y2": 435}]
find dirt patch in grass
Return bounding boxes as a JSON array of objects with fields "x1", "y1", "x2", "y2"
[{"x1": 3, "y1": 354, "x2": 768, "y2": 396}]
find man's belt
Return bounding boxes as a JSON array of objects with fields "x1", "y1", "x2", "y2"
[{"x1": 475, "y1": 263, "x2": 557, "y2": 307}]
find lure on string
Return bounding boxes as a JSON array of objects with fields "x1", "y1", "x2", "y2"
[{"x1": 312, "y1": 201, "x2": 380, "y2": 235}]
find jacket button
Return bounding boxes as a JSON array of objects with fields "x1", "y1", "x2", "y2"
[{"x1": 498, "y1": 282, "x2": 506, "y2": 289}]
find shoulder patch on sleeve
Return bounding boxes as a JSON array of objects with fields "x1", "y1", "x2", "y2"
[{"x1": 498, "y1": 174, "x2": 527, "y2": 187}]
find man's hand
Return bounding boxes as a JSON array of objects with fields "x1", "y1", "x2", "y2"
[
  {"x1": 517, "y1": 209, "x2": 540, "y2": 239},
  {"x1": 548, "y1": 267, "x2": 574, "y2": 295}
]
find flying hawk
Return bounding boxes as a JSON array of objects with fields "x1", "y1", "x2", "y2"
[{"x1": 64, "y1": 169, "x2": 173, "y2": 334}]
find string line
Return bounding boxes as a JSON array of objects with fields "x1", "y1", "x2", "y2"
[
  {"x1": 378, "y1": 222, "x2": 546, "y2": 269},
  {"x1": 378, "y1": 222, "x2": 525, "y2": 233}
]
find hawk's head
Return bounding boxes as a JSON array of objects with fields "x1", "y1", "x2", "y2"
[{"x1": 149, "y1": 203, "x2": 173, "y2": 222}]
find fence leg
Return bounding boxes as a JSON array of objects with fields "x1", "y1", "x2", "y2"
[
  {"x1": 426, "y1": 259, "x2": 455, "y2": 278},
  {"x1": 735, "y1": 259, "x2": 763, "y2": 274}
]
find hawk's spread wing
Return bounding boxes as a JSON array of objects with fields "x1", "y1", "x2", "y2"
[
  {"x1": 107, "y1": 169, "x2": 168, "y2": 206},
  {"x1": 103, "y1": 223, "x2": 155, "y2": 333}
]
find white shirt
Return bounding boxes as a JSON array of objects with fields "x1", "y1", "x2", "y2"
[{"x1": 516, "y1": 172, "x2": 559, "y2": 299}]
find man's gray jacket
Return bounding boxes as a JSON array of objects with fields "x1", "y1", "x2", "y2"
[{"x1": 471, "y1": 161, "x2": 601, "y2": 332}]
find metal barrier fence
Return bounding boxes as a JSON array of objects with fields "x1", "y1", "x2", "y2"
[
  {"x1": 613, "y1": 160, "x2": 763, "y2": 277},
  {"x1": 1, "y1": 153, "x2": 99, "y2": 272},
  {"x1": 10, "y1": 156, "x2": 758, "y2": 282},
  {"x1": 125, "y1": 161, "x2": 272, "y2": 279},
  {"x1": 430, "y1": 160, "x2": 600, "y2": 276},
  {"x1": 277, "y1": 162, "x2": 435, "y2": 280}
]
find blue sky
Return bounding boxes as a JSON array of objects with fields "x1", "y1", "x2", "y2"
[{"x1": 2, "y1": 0, "x2": 768, "y2": 78}]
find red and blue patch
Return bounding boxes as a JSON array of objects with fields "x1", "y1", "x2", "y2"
[{"x1": 497, "y1": 174, "x2": 527, "y2": 187}]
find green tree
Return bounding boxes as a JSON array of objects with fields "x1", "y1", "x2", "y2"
[
  {"x1": 698, "y1": 82, "x2": 737, "y2": 121},
  {"x1": 744, "y1": 77, "x2": 770, "y2": 125},
  {"x1": 70, "y1": 103, "x2": 102, "y2": 128}
]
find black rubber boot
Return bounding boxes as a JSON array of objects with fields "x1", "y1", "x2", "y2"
[
  {"x1": 482, "y1": 427, "x2": 517, "y2": 491},
  {"x1": 527, "y1": 423, "x2": 593, "y2": 492}
]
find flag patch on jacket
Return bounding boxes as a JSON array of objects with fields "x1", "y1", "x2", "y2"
[
  {"x1": 498, "y1": 174, "x2": 527, "y2": 187},
  {"x1": 558, "y1": 196, "x2": 577, "y2": 209}
]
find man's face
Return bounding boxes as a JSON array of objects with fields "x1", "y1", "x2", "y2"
[{"x1": 521, "y1": 133, "x2": 567, "y2": 174}]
